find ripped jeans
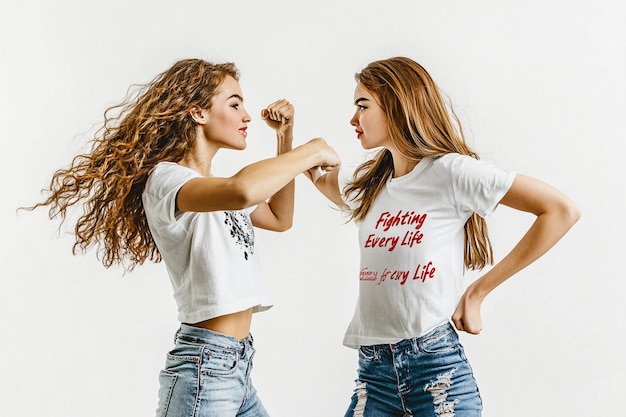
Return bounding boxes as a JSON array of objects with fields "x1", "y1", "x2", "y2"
[
  {"x1": 344, "y1": 322, "x2": 482, "y2": 417},
  {"x1": 155, "y1": 325, "x2": 269, "y2": 417}
]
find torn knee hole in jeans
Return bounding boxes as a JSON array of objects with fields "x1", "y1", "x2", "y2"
[
  {"x1": 353, "y1": 380, "x2": 367, "y2": 417},
  {"x1": 423, "y1": 369, "x2": 460, "y2": 417}
]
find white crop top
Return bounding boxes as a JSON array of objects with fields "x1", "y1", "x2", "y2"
[{"x1": 142, "y1": 162, "x2": 272, "y2": 323}]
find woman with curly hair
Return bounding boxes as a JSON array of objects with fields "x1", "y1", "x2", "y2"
[
  {"x1": 308, "y1": 56, "x2": 580, "y2": 416},
  {"x1": 29, "y1": 58, "x2": 340, "y2": 417}
]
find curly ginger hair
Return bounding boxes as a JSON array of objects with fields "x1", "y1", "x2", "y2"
[{"x1": 29, "y1": 59, "x2": 239, "y2": 271}]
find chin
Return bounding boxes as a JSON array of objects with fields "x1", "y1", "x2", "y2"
[{"x1": 229, "y1": 139, "x2": 247, "y2": 151}]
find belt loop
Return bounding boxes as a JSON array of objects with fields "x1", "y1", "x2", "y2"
[
  {"x1": 238, "y1": 336, "x2": 247, "y2": 358},
  {"x1": 411, "y1": 337, "x2": 420, "y2": 353}
]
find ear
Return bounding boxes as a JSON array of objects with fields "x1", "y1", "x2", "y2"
[{"x1": 189, "y1": 106, "x2": 209, "y2": 124}]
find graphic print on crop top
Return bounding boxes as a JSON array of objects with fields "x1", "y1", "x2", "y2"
[
  {"x1": 224, "y1": 211, "x2": 255, "y2": 260},
  {"x1": 360, "y1": 209, "x2": 436, "y2": 286}
]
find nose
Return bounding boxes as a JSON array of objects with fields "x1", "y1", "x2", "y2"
[
  {"x1": 243, "y1": 109, "x2": 252, "y2": 123},
  {"x1": 350, "y1": 111, "x2": 358, "y2": 126}
]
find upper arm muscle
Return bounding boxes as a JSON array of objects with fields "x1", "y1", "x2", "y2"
[
  {"x1": 176, "y1": 177, "x2": 248, "y2": 212},
  {"x1": 499, "y1": 174, "x2": 573, "y2": 216}
]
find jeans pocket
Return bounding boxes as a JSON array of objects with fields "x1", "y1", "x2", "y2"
[
  {"x1": 358, "y1": 345, "x2": 378, "y2": 361},
  {"x1": 203, "y1": 349, "x2": 240, "y2": 376},
  {"x1": 165, "y1": 342, "x2": 202, "y2": 371}
]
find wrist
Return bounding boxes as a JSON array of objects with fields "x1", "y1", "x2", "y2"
[
  {"x1": 276, "y1": 123, "x2": 294, "y2": 137},
  {"x1": 466, "y1": 280, "x2": 489, "y2": 301},
  {"x1": 297, "y1": 142, "x2": 325, "y2": 169},
  {"x1": 276, "y1": 131, "x2": 293, "y2": 154},
  {"x1": 276, "y1": 129, "x2": 293, "y2": 141}
]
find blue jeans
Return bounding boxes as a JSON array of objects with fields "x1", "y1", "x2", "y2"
[
  {"x1": 344, "y1": 322, "x2": 482, "y2": 417},
  {"x1": 155, "y1": 325, "x2": 269, "y2": 417}
]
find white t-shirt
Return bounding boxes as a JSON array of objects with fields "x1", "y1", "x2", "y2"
[
  {"x1": 340, "y1": 153, "x2": 515, "y2": 348},
  {"x1": 142, "y1": 162, "x2": 272, "y2": 324}
]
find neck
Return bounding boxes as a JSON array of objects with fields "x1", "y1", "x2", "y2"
[
  {"x1": 178, "y1": 128, "x2": 218, "y2": 177},
  {"x1": 389, "y1": 151, "x2": 419, "y2": 178},
  {"x1": 178, "y1": 153, "x2": 213, "y2": 177}
]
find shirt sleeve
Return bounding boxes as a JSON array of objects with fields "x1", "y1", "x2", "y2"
[
  {"x1": 143, "y1": 163, "x2": 200, "y2": 225},
  {"x1": 446, "y1": 154, "x2": 516, "y2": 218}
]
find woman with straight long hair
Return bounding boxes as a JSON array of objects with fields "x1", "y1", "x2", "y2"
[{"x1": 308, "y1": 56, "x2": 580, "y2": 416}]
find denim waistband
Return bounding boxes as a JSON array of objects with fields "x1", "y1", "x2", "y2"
[{"x1": 175, "y1": 324, "x2": 253, "y2": 354}]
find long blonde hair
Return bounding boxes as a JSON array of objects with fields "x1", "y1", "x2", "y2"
[
  {"x1": 28, "y1": 59, "x2": 239, "y2": 271},
  {"x1": 344, "y1": 56, "x2": 493, "y2": 270}
]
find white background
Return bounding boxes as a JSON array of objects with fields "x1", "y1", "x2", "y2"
[{"x1": 1, "y1": 1, "x2": 624, "y2": 416}]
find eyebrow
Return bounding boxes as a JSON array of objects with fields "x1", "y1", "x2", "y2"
[
  {"x1": 228, "y1": 94, "x2": 244, "y2": 102},
  {"x1": 354, "y1": 97, "x2": 370, "y2": 105}
]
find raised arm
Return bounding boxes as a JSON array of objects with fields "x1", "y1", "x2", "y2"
[
  {"x1": 176, "y1": 138, "x2": 339, "y2": 220},
  {"x1": 452, "y1": 173, "x2": 581, "y2": 334},
  {"x1": 249, "y1": 99, "x2": 296, "y2": 231}
]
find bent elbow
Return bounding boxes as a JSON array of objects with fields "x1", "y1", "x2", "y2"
[
  {"x1": 260, "y1": 218, "x2": 293, "y2": 233},
  {"x1": 567, "y1": 202, "x2": 582, "y2": 226},
  {"x1": 559, "y1": 197, "x2": 581, "y2": 228},
  {"x1": 228, "y1": 180, "x2": 260, "y2": 210},
  {"x1": 276, "y1": 219, "x2": 293, "y2": 232}
]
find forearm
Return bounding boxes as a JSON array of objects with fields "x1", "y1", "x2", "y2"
[
  {"x1": 265, "y1": 128, "x2": 295, "y2": 227},
  {"x1": 470, "y1": 206, "x2": 580, "y2": 299},
  {"x1": 232, "y1": 141, "x2": 314, "y2": 207},
  {"x1": 312, "y1": 170, "x2": 349, "y2": 210},
  {"x1": 453, "y1": 174, "x2": 579, "y2": 334}
]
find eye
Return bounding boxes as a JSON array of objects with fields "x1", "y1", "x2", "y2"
[
  {"x1": 231, "y1": 103, "x2": 240, "y2": 110},
  {"x1": 356, "y1": 104, "x2": 366, "y2": 112}
]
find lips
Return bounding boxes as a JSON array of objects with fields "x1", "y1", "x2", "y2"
[{"x1": 239, "y1": 127, "x2": 248, "y2": 137}]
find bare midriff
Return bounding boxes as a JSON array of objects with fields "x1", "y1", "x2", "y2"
[{"x1": 187, "y1": 307, "x2": 254, "y2": 340}]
